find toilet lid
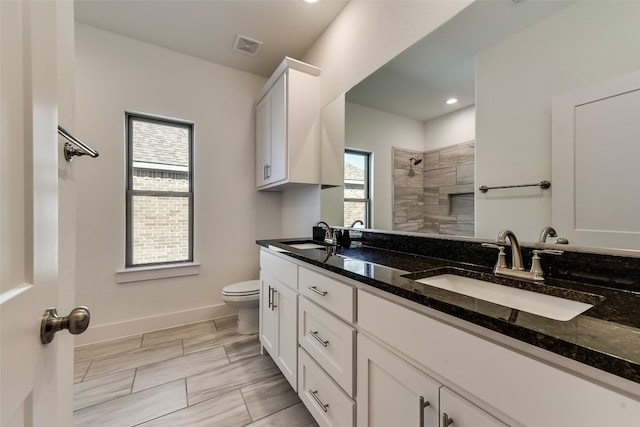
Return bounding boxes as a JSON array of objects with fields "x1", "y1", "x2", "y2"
[{"x1": 222, "y1": 280, "x2": 260, "y2": 296}]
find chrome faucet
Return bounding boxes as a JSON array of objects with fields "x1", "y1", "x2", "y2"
[
  {"x1": 483, "y1": 229, "x2": 563, "y2": 281},
  {"x1": 315, "y1": 221, "x2": 336, "y2": 245}
]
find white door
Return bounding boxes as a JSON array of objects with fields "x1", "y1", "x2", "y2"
[
  {"x1": 357, "y1": 334, "x2": 441, "y2": 427},
  {"x1": 1, "y1": 1, "x2": 78, "y2": 426}
]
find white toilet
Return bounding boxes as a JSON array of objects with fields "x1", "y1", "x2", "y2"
[{"x1": 221, "y1": 280, "x2": 260, "y2": 334}]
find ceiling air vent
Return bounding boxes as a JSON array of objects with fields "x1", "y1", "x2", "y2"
[{"x1": 233, "y1": 35, "x2": 263, "y2": 56}]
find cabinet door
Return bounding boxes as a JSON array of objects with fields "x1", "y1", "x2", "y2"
[
  {"x1": 259, "y1": 273, "x2": 277, "y2": 356},
  {"x1": 255, "y1": 95, "x2": 270, "y2": 187},
  {"x1": 440, "y1": 388, "x2": 507, "y2": 427},
  {"x1": 268, "y1": 73, "x2": 287, "y2": 183},
  {"x1": 275, "y1": 281, "x2": 298, "y2": 391},
  {"x1": 357, "y1": 334, "x2": 440, "y2": 427}
]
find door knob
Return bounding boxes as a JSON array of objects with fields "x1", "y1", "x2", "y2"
[{"x1": 41, "y1": 306, "x2": 90, "y2": 344}]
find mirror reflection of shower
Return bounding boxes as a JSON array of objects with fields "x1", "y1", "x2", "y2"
[{"x1": 408, "y1": 157, "x2": 423, "y2": 177}]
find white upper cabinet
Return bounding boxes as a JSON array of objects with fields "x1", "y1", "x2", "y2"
[{"x1": 256, "y1": 57, "x2": 321, "y2": 190}]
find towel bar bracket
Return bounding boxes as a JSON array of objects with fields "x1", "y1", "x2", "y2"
[{"x1": 58, "y1": 125, "x2": 99, "y2": 161}]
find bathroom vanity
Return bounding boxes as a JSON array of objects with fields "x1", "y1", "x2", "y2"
[{"x1": 257, "y1": 232, "x2": 640, "y2": 426}]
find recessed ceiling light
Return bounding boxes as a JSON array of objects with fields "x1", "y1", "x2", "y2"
[
  {"x1": 446, "y1": 98, "x2": 458, "y2": 105},
  {"x1": 303, "y1": 0, "x2": 319, "y2": 3}
]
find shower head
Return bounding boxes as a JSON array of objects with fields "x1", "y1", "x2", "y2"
[{"x1": 410, "y1": 157, "x2": 422, "y2": 166}]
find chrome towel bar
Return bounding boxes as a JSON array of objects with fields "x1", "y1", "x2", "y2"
[
  {"x1": 58, "y1": 125, "x2": 99, "y2": 161},
  {"x1": 479, "y1": 180, "x2": 550, "y2": 193}
]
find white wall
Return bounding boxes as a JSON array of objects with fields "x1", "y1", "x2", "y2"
[
  {"x1": 73, "y1": 1, "x2": 475, "y2": 343},
  {"x1": 475, "y1": 1, "x2": 640, "y2": 242},
  {"x1": 74, "y1": 24, "x2": 281, "y2": 344},
  {"x1": 346, "y1": 102, "x2": 424, "y2": 230},
  {"x1": 280, "y1": 0, "x2": 474, "y2": 235},
  {"x1": 423, "y1": 105, "x2": 475, "y2": 151}
]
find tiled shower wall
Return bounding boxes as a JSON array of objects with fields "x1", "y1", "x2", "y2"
[{"x1": 393, "y1": 141, "x2": 475, "y2": 236}]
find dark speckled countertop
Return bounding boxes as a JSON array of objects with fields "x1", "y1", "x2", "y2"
[{"x1": 257, "y1": 237, "x2": 640, "y2": 386}]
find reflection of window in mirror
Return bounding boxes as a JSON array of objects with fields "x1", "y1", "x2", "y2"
[{"x1": 344, "y1": 149, "x2": 371, "y2": 227}]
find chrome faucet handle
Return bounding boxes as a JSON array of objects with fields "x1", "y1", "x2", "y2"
[
  {"x1": 530, "y1": 249, "x2": 564, "y2": 281},
  {"x1": 482, "y1": 243, "x2": 508, "y2": 269}
]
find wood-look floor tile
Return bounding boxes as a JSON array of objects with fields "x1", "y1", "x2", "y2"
[
  {"x1": 84, "y1": 341, "x2": 183, "y2": 381},
  {"x1": 75, "y1": 335, "x2": 142, "y2": 362},
  {"x1": 225, "y1": 336, "x2": 261, "y2": 363},
  {"x1": 74, "y1": 379, "x2": 187, "y2": 427},
  {"x1": 73, "y1": 369, "x2": 135, "y2": 411},
  {"x1": 132, "y1": 346, "x2": 229, "y2": 393},
  {"x1": 213, "y1": 315, "x2": 238, "y2": 331},
  {"x1": 136, "y1": 390, "x2": 251, "y2": 427},
  {"x1": 74, "y1": 359, "x2": 91, "y2": 384},
  {"x1": 241, "y1": 375, "x2": 301, "y2": 421},
  {"x1": 187, "y1": 354, "x2": 281, "y2": 406},
  {"x1": 182, "y1": 327, "x2": 256, "y2": 355},
  {"x1": 141, "y1": 321, "x2": 216, "y2": 347},
  {"x1": 246, "y1": 402, "x2": 318, "y2": 427}
]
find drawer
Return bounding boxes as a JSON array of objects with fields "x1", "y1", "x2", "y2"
[
  {"x1": 299, "y1": 266, "x2": 355, "y2": 322},
  {"x1": 299, "y1": 297, "x2": 355, "y2": 397},
  {"x1": 260, "y1": 249, "x2": 297, "y2": 290},
  {"x1": 298, "y1": 348, "x2": 355, "y2": 427}
]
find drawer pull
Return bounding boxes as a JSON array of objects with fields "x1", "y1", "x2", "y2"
[
  {"x1": 309, "y1": 330, "x2": 329, "y2": 347},
  {"x1": 419, "y1": 396, "x2": 431, "y2": 427},
  {"x1": 271, "y1": 288, "x2": 277, "y2": 310},
  {"x1": 307, "y1": 285, "x2": 328, "y2": 296},
  {"x1": 267, "y1": 285, "x2": 272, "y2": 309},
  {"x1": 442, "y1": 413, "x2": 454, "y2": 426},
  {"x1": 308, "y1": 389, "x2": 329, "y2": 412}
]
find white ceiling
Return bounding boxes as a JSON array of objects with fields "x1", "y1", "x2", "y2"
[
  {"x1": 74, "y1": 0, "x2": 349, "y2": 78},
  {"x1": 74, "y1": 0, "x2": 574, "y2": 122},
  {"x1": 346, "y1": 0, "x2": 574, "y2": 122}
]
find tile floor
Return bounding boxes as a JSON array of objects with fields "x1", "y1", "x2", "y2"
[{"x1": 73, "y1": 315, "x2": 319, "y2": 427}]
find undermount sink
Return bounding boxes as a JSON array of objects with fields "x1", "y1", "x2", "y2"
[
  {"x1": 409, "y1": 271, "x2": 597, "y2": 321},
  {"x1": 280, "y1": 240, "x2": 327, "y2": 250}
]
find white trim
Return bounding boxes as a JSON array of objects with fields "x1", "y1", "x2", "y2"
[
  {"x1": 132, "y1": 161, "x2": 189, "y2": 172},
  {"x1": 116, "y1": 262, "x2": 200, "y2": 283},
  {"x1": 73, "y1": 303, "x2": 236, "y2": 346},
  {"x1": 256, "y1": 56, "x2": 321, "y2": 101}
]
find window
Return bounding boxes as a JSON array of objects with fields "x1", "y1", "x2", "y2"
[
  {"x1": 344, "y1": 149, "x2": 371, "y2": 227},
  {"x1": 126, "y1": 113, "x2": 193, "y2": 267}
]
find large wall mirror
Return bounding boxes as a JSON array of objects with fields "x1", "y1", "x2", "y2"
[{"x1": 321, "y1": 0, "x2": 640, "y2": 252}]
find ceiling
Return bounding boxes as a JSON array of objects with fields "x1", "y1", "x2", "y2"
[
  {"x1": 74, "y1": 0, "x2": 349, "y2": 78},
  {"x1": 75, "y1": 0, "x2": 574, "y2": 122},
  {"x1": 346, "y1": 0, "x2": 574, "y2": 122}
]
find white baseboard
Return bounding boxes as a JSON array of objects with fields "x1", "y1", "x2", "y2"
[{"x1": 74, "y1": 303, "x2": 237, "y2": 347}]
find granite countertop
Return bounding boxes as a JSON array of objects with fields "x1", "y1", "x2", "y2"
[{"x1": 257, "y1": 238, "x2": 640, "y2": 386}]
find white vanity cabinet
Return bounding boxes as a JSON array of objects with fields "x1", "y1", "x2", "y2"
[
  {"x1": 297, "y1": 265, "x2": 357, "y2": 426},
  {"x1": 357, "y1": 334, "x2": 441, "y2": 427},
  {"x1": 255, "y1": 57, "x2": 321, "y2": 190},
  {"x1": 440, "y1": 388, "x2": 507, "y2": 427},
  {"x1": 358, "y1": 289, "x2": 640, "y2": 427},
  {"x1": 259, "y1": 250, "x2": 298, "y2": 391},
  {"x1": 357, "y1": 333, "x2": 505, "y2": 427}
]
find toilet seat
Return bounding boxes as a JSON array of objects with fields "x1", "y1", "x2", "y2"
[{"x1": 222, "y1": 280, "x2": 260, "y2": 297}]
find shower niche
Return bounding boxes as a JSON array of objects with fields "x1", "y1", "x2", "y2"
[{"x1": 392, "y1": 141, "x2": 475, "y2": 236}]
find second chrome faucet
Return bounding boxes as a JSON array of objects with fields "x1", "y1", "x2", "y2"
[{"x1": 483, "y1": 229, "x2": 563, "y2": 281}]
